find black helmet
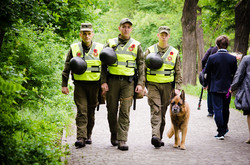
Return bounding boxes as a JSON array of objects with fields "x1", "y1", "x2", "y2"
[
  {"x1": 199, "y1": 71, "x2": 207, "y2": 87},
  {"x1": 100, "y1": 47, "x2": 117, "y2": 65},
  {"x1": 69, "y1": 57, "x2": 87, "y2": 74},
  {"x1": 145, "y1": 52, "x2": 163, "y2": 70}
]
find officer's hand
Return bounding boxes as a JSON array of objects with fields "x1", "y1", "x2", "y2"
[
  {"x1": 62, "y1": 87, "x2": 69, "y2": 95},
  {"x1": 135, "y1": 85, "x2": 143, "y2": 94},
  {"x1": 101, "y1": 83, "x2": 109, "y2": 95}
]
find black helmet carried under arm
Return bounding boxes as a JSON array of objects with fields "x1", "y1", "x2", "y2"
[
  {"x1": 199, "y1": 71, "x2": 207, "y2": 87},
  {"x1": 145, "y1": 52, "x2": 163, "y2": 70},
  {"x1": 100, "y1": 47, "x2": 117, "y2": 65},
  {"x1": 69, "y1": 56, "x2": 87, "y2": 74}
]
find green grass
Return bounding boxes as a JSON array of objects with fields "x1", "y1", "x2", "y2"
[{"x1": 182, "y1": 83, "x2": 236, "y2": 110}]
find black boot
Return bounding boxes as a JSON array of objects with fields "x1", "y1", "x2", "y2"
[
  {"x1": 160, "y1": 141, "x2": 164, "y2": 146},
  {"x1": 85, "y1": 138, "x2": 92, "y2": 144},
  {"x1": 151, "y1": 136, "x2": 161, "y2": 148},
  {"x1": 75, "y1": 138, "x2": 86, "y2": 148},
  {"x1": 111, "y1": 133, "x2": 118, "y2": 146}
]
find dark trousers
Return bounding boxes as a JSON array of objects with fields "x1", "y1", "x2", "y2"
[
  {"x1": 211, "y1": 92, "x2": 230, "y2": 135},
  {"x1": 106, "y1": 77, "x2": 134, "y2": 141},
  {"x1": 147, "y1": 82, "x2": 173, "y2": 139},
  {"x1": 207, "y1": 91, "x2": 214, "y2": 114},
  {"x1": 74, "y1": 82, "x2": 99, "y2": 139}
]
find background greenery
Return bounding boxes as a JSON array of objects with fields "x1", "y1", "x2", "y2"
[
  {"x1": 0, "y1": 0, "x2": 244, "y2": 164},
  {"x1": 182, "y1": 82, "x2": 237, "y2": 110}
]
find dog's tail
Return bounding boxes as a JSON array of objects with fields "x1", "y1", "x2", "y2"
[{"x1": 167, "y1": 124, "x2": 174, "y2": 138}]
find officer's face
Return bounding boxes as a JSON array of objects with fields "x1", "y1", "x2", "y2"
[
  {"x1": 119, "y1": 23, "x2": 132, "y2": 39},
  {"x1": 157, "y1": 32, "x2": 170, "y2": 43},
  {"x1": 80, "y1": 31, "x2": 94, "y2": 45}
]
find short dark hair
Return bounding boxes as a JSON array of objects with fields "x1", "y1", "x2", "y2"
[{"x1": 216, "y1": 35, "x2": 229, "y2": 49}]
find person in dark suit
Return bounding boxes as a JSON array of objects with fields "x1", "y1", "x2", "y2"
[{"x1": 204, "y1": 35, "x2": 237, "y2": 140}]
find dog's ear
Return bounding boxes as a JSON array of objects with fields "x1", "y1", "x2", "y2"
[
  {"x1": 180, "y1": 90, "x2": 185, "y2": 103},
  {"x1": 171, "y1": 89, "x2": 177, "y2": 99}
]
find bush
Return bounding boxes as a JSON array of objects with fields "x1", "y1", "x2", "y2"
[{"x1": 0, "y1": 22, "x2": 74, "y2": 164}]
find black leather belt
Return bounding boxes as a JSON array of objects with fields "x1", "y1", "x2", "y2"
[{"x1": 108, "y1": 74, "x2": 133, "y2": 81}]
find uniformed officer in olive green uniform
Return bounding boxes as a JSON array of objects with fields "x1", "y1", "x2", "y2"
[
  {"x1": 145, "y1": 26, "x2": 182, "y2": 148},
  {"x1": 101, "y1": 18, "x2": 145, "y2": 151},
  {"x1": 62, "y1": 23, "x2": 103, "y2": 148}
]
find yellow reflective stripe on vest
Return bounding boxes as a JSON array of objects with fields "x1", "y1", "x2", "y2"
[
  {"x1": 107, "y1": 38, "x2": 139, "y2": 76},
  {"x1": 71, "y1": 42, "x2": 103, "y2": 81},
  {"x1": 147, "y1": 45, "x2": 178, "y2": 83},
  {"x1": 148, "y1": 69, "x2": 175, "y2": 75}
]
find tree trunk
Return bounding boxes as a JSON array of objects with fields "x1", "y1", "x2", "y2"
[
  {"x1": 196, "y1": 7, "x2": 204, "y2": 73},
  {"x1": 181, "y1": 0, "x2": 199, "y2": 85},
  {"x1": 234, "y1": 0, "x2": 250, "y2": 57}
]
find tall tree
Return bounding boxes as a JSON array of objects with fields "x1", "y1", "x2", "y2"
[
  {"x1": 181, "y1": 0, "x2": 199, "y2": 85},
  {"x1": 196, "y1": 6, "x2": 205, "y2": 73},
  {"x1": 234, "y1": 0, "x2": 250, "y2": 56}
]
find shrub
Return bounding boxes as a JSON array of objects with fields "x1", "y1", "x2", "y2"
[{"x1": 0, "y1": 22, "x2": 74, "y2": 164}]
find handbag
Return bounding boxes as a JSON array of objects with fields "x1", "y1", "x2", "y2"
[{"x1": 234, "y1": 89, "x2": 244, "y2": 110}]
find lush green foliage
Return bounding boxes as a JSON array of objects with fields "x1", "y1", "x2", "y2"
[
  {"x1": 0, "y1": 0, "x2": 109, "y2": 46},
  {"x1": 0, "y1": 0, "x2": 108, "y2": 163},
  {"x1": 0, "y1": 22, "x2": 74, "y2": 164},
  {"x1": 94, "y1": 0, "x2": 184, "y2": 51},
  {"x1": 198, "y1": 0, "x2": 240, "y2": 50}
]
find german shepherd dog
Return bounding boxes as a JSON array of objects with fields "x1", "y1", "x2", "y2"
[{"x1": 167, "y1": 90, "x2": 190, "y2": 150}]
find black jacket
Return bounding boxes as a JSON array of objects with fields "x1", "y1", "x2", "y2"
[{"x1": 202, "y1": 46, "x2": 218, "y2": 69}]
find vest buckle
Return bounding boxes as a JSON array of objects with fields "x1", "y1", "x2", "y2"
[{"x1": 126, "y1": 60, "x2": 135, "y2": 68}]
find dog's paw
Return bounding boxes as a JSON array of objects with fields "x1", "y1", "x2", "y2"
[
  {"x1": 180, "y1": 145, "x2": 186, "y2": 150},
  {"x1": 173, "y1": 144, "x2": 179, "y2": 148}
]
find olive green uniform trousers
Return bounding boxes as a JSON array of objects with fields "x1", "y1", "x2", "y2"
[
  {"x1": 74, "y1": 82, "x2": 99, "y2": 139},
  {"x1": 147, "y1": 82, "x2": 173, "y2": 140},
  {"x1": 106, "y1": 76, "x2": 134, "y2": 141}
]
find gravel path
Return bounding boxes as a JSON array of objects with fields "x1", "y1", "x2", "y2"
[{"x1": 62, "y1": 94, "x2": 250, "y2": 165}]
